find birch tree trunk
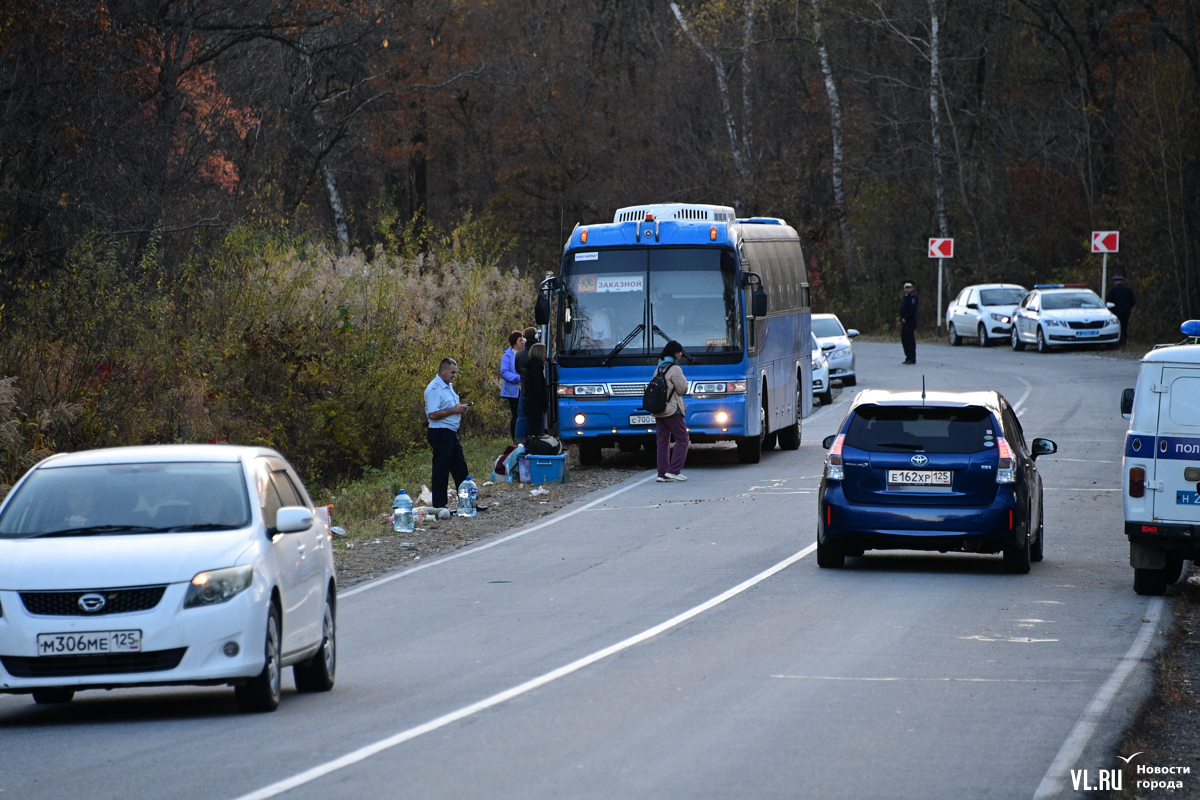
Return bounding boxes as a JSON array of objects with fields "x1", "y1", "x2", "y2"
[
  {"x1": 670, "y1": 2, "x2": 753, "y2": 194},
  {"x1": 928, "y1": 0, "x2": 948, "y2": 241},
  {"x1": 303, "y1": 51, "x2": 350, "y2": 247},
  {"x1": 741, "y1": 0, "x2": 757, "y2": 163},
  {"x1": 810, "y1": 0, "x2": 855, "y2": 285}
]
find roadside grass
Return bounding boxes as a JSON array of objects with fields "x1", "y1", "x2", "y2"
[{"x1": 316, "y1": 435, "x2": 512, "y2": 543}]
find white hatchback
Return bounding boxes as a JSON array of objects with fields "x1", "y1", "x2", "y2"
[
  {"x1": 0, "y1": 445, "x2": 336, "y2": 711},
  {"x1": 945, "y1": 283, "x2": 1027, "y2": 347}
]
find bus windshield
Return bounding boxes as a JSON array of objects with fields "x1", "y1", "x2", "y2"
[{"x1": 561, "y1": 248, "x2": 742, "y2": 357}]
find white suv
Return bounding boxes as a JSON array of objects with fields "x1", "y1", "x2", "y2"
[
  {"x1": 945, "y1": 284, "x2": 1026, "y2": 347},
  {"x1": 0, "y1": 445, "x2": 336, "y2": 711}
]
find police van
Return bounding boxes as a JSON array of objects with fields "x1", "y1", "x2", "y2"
[{"x1": 1121, "y1": 320, "x2": 1200, "y2": 594}]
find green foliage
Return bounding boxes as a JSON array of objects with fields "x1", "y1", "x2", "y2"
[{"x1": 0, "y1": 215, "x2": 531, "y2": 491}]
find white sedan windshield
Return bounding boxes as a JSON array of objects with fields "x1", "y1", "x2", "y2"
[
  {"x1": 1042, "y1": 292, "x2": 1103, "y2": 310},
  {"x1": 0, "y1": 462, "x2": 251, "y2": 538}
]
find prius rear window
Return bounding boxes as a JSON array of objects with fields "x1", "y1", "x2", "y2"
[{"x1": 845, "y1": 406, "x2": 996, "y2": 454}]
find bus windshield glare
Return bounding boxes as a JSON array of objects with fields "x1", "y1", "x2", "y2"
[{"x1": 561, "y1": 248, "x2": 743, "y2": 357}]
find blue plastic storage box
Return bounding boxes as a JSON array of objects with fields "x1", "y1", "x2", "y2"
[{"x1": 522, "y1": 454, "x2": 567, "y2": 485}]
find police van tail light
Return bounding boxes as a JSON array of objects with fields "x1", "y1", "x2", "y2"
[
  {"x1": 1129, "y1": 466, "x2": 1145, "y2": 498},
  {"x1": 826, "y1": 434, "x2": 845, "y2": 480},
  {"x1": 995, "y1": 437, "x2": 1015, "y2": 484}
]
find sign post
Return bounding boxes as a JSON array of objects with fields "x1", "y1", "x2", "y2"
[
  {"x1": 928, "y1": 238, "x2": 954, "y2": 334},
  {"x1": 1091, "y1": 231, "x2": 1119, "y2": 295}
]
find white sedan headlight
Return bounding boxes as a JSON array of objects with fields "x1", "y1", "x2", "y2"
[
  {"x1": 184, "y1": 565, "x2": 253, "y2": 608},
  {"x1": 1043, "y1": 319, "x2": 1067, "y2": 328},
  {"x1": 989, "y1": 313, "x2": 1011, "y2": 323},
  {"x1": 831, "y1": 347, "x2": 851, "y2": 359}
]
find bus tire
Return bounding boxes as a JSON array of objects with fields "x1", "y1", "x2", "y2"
[
  {"x1": 778, "y1": 388, "x2": 801, "y2": 450},
  {"x1": 736, "y1": 436, "x2": 762, "y2": 464},
  {"x1": 578, "y1": 441, "x2": 603, "y2": 466}
]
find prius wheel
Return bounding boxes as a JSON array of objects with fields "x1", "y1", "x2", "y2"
[
  {"x1": 1036, "y1": 328, "x2": 1051, "y2": 353},
  {"x1": 1002, "y1": 527, "x2": 1032, "y2": 574},
  {"x1": 1011, "y1": 327, "x2": 1025, "y2": 351},
  {"x1": 948, "y1": 323, "x2": 961, "y2": 346},
  {"x1": 32, "y1": 688, "x2": 74, "y2": 705},
  {"x1": 1134, "y1": 568, "x2": 1168, "y2": 596},
  {"x1": 978, "y1": 325, "x2": 991, "y2": 348},
  {"x1": 817, "y1": 538, "x2": 845, "y2": 569},
  {"x1": 294, "y1": 594, "x2": 336, "y2": 693},
  {"x1": 1030, "y1": 501, "x2": 1044, "y2": 562},
  {"x1": 236, "y1": 603, "x2": 282, "y2": 712}
]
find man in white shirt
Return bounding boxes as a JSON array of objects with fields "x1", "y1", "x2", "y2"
[{"x1": 425, "y1": 358, "x2": 472, "y2": 509}]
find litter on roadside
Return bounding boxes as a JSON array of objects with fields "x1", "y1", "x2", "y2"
[{"x1": 530, "y1": 487, "x2": 549, "y2": 497}]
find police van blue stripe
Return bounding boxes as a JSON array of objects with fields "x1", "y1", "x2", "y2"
[
  {"x1": 1125, "y1": 434, "x2": 1154, "y2": 458},
  {"x1": 1158, "y1": 435, "x2": 1200, "y2": 461}
]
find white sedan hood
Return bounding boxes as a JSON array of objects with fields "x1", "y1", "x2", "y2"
[{"x1": 0, "y1": 529, "x2": 258, "y2": 590}]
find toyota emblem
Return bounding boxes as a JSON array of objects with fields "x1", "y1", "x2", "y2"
[
  {"x1": 910, "y1": 454, "x2": 929, "y2": 467},
  {"x1": 78, "y1": 593, "x2": 106, "y2": 613}
]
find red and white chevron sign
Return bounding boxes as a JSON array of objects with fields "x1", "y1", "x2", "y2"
[
  {"x1": 928, "y1": 238, "x2": 954, "y2": 258},
  {"x1": 1091, "y1": 231, "x2": 1119, "y2": 253}
]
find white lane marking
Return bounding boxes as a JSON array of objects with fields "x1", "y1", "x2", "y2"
[
  {"x1": 1031, "y1": 596, "x2": 1165, "y2": 800},
  {"x1": 771, "y1": 675, "x2": 1086, "y2": 684},
  {"x1": 232, "y1": 542, "x2": 819, "y2": 800},
  {"x1": 1011, "y1": 375, "x2": 1033, "y2": 413},
  {"x1": 1043, "y1": 488, "x2": 1119, "y2": 492},
  {"x1": 339, "y1": 473, "x2": 657, "y2": 599},
  {"x1": 959, "y1": 635, "x2": 1058, "y2": 643},
  {"x1": 1046, "y1": 458, "x2": 1117, "y2": 464}
]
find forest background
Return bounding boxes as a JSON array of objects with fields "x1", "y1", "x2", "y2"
[{"x1": 1, "y1": 0, "x2": 1197, "y2": 489}]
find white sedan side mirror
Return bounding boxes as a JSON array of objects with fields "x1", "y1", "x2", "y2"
[
  {"x1": 275, "y1": 506, "x2": 314, "y2": 533},
  {"x1": 847, "y1": 329, "x2": 859, "y2": 338}
]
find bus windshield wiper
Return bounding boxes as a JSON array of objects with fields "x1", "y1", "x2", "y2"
[
  {"x1": 651, "y1": 324, "x2": 696, "y2": 363},
  {"x1": 34, "y1": 525, "x2": 165, "y2": 538},
  {"x1": 603, "y1": 324, "x2": 645, "y2": 365},
  {"x1": 875, "y1": 442, "x2": 926, "y2": 451}
]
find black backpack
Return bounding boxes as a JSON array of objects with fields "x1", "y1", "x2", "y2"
[{"x1": 642, "y1": 365, "x2": 672, "y2": 414}]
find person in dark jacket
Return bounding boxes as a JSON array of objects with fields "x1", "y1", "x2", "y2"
[
  {"x1": 899, "y1": 280, "x2": 919, "y2": 364},
  {"x1": 513, "y1": 326, "x2": 539, "y2": 440},
  {"x1": 521, "y1": 343, "x2": 549, "y2": 437},
  {"x1": 1107, "y1": 276, "x2": 1136, "y2": 346}
]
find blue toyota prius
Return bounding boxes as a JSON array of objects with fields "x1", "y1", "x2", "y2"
[{"x1": 818, "y1": 390, "x2": 1058, "y2": 573}]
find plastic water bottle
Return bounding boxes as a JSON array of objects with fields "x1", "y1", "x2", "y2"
[
  {"x1": 456, "y1": 477, "x2": 478, "y2": 517},
  {"x1": 393, "y1": 490, "x2": 414, "y2": 533}
]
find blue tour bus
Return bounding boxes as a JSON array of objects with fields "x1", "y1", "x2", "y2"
[{"x1": 535, "y1": 203, "x2": 813, "y2": 465}]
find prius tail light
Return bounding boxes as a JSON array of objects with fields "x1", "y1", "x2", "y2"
[
  {"x1": 825, "y1": 434, "x2": 845, "y2": 480},
  {"x1": 995, "y1": 436, "x2": 1015, "y2": 484}
]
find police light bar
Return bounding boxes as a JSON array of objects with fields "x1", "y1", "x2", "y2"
[{"x1": 1183, "y1": 320, "x2": 1200, "y2": 337}]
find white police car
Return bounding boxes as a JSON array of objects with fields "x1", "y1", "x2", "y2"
[
  {"x1": 811, "y1": 313, "x2": 858, "y2": 386},
  {"x1": 1010, "y1": 284, "x2": 1121, "y2": 352},
  {"x1": 945, "y1": 283, "x2": 1026, "y2": 347},
  {"x1": 1120, "y1": 320, "x2": 1200, "y2": 595}
]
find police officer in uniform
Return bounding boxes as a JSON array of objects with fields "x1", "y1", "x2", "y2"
[
  {"x1": 899, "y1": 280, "x2": 918, "y2": 364},
  {"x1": 1107, "y1": 276, "x2": 1136, "y2": 346}
]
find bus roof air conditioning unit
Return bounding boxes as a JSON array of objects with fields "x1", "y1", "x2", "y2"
[{"x1": 612, "y1": 203, "x2": 737, "y2": 224}]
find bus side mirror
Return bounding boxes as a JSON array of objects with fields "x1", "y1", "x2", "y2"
[
  {"x1": 562, "y1": 303, "x2": 573, "y2": 335},
  {"x1": 535, "y1": 294, "x2": 550, "y2": 325},
  {"x1": 1120, "y1": 387, "x2": 1134, "y2": 419},
  {"x1": 752, "y1": 288, "x2": 768, "y2": 318}
]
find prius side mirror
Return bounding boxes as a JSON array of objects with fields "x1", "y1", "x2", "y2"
[
  {"x1": 822, "y1": 434, "x2": 837, "y2": 449},
  {"x1": 1031, "y1": 439, "x2": 1058, "y2": 460},
  {"x1": 752, "y1": 288, "x2": 768, "y2": 318},
  {"x1": 1120, "y1": 387, "x2": 1135, "y2": 419}
]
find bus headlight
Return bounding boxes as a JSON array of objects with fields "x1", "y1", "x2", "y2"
[
  {"x1": 574, "y1": 413, "x2": 586, "y2": 425},
  {"x1": 557, "y1": 384, "x2": 607, "y2": 397},
  {"x1": 715, "y1": 411, "x2": 729, "y2": 424}
]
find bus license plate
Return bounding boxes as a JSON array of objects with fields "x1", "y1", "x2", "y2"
[
  {"x1": 1178, "y1": 491, "x2": 1200, "y2": 505},
  {"x1": 37, "y1": 630, "x2": 142, "y2": 656},
  {"x1": 888, "y1": 470, "x2": 951, "y2": 486},
  {"x1": 629, "y1": 414, "x2": 656, "y2": 426},
  {"x1": 1075, "y1": 330, "x2": 1099, "y2": 337}
]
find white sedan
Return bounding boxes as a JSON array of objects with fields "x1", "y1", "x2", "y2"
[
  {"x1": 1011, "y1": 285, "x2": 1121, "y2": 352},
  {"x1": 0, "y1": 445, "x2": 336, "y2": 712},
  {"x1": 811, "y1": 332, "x2": 832, "y2": 406},
  {"x1": 811, "y1": 313, "x2": 859, "y2": 386},
  {"x1": 945, "y1": 283, "x2": 1027, "y2": 347}
]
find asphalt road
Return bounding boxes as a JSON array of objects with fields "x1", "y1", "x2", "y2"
[{"x1": 0, "y1": 341, "x2": 1165, "y2": 800}]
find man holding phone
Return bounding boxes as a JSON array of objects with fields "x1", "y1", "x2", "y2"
[{"x1": 425, "y1": 357, "x2": 472, "y2": 509}]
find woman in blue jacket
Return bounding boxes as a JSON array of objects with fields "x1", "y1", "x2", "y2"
[{"x1": 500, "y1": 330, "x2": 524, "y2": 441}]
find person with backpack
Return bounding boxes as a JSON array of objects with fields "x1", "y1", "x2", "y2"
[{"x1": 649, "y1": 341, "x2": 690, "y2": 482}]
